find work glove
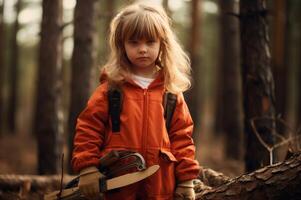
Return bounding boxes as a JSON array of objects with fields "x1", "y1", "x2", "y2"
[
  {"x1": 78, "y1": 166, "x2": 104, "y2": 200},
  {"x1": 174, "y1": 180, "x2": 195, "y2": 200}
]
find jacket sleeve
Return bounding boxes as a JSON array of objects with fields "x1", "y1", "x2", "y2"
[
  {"x1": 169, "y1": 93, "x2": 200, "y2": 182},
  {"x1": 71, "y1": 83, "x2": 109, "y2": 173}
]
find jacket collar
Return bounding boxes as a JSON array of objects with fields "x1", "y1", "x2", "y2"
[
  {"x1": 99, "y1": 69, "x2": 165, "y2": 90},
  {"x1": 124, "y1": 70, "x2": 165, "y2": 89}
]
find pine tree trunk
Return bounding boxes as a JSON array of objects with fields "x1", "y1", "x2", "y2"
[
  {"x1": 284, "y1": 0, "x2": 301, "y2": 139},
  {"x1": 35, "y1": 0, "x2": 63, "y2": 174},
  {"x1": 67, "y1": 0, "x2": 99, "y2": 173},
  {"x1": 240, "y1": 0, "x2": 277, "y2": 172},
  {"x1": 271, "y1": 0, "x2": 288, "y2": 120},
  {"x1": 297, "y1": 1, "x2": 301, "y2": 133},
  {"x1": 0, "y1": 0, "x2": 5, "y2": 135},
  {"x1": 185, "y1": 0, "x2": 202, "y2": 160},
  {"x1": 299, "y1": 49, "x2": 301, "y2": 130},
  {"x1": 7, "y1": 0, "x2": 21, "y2": 134},
  {"x1": 217, "y1": 0, "x2": 243, "y2": 160},
  {"x1": 103, "y1": 0, "x2": 115, "y2": 57}
]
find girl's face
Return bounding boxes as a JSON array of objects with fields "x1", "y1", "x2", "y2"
[{"x1": 124, "y1": 38, "x2": 160, "y2": 78}]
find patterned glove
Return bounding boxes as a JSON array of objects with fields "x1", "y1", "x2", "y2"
[
  {"x1": 174, "y1": 180, "x2": 195, "y2": 200},
  {"x1": 79, "y1": 166, "x2": 104, "y2": 200}
]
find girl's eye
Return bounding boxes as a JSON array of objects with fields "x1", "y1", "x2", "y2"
[{"x1": 128, "y1": 40, "x2": 138, "y2": 44}]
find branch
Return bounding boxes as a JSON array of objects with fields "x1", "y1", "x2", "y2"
[{"x1": 250, "y1": 116, "x2": 301, "y2": 165}]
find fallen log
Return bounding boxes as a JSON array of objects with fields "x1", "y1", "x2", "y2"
[
  {"x1": 194, "y1": 152, "x2": 301, "y2": 200},
  {"x1": 0, "y1": 175, "x2": 75, "y2": 200},
  {"x1": 0, "y1": 153, "x2": 300, "y2": 200},
  {"x1": 0, "y1": 174, "x2": 75, "y2": 191}
]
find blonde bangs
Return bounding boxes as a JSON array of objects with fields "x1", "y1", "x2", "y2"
[{"x1": 121, "y1": 11, "x2": 164, "y2": 41}]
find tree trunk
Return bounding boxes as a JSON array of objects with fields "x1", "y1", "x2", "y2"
[
  {"x1": 240, "y1": 0, "x2": 277, "y2": 172},
  {"x1": 103, "y1": 0, "x2": 115, "y2": 57},
  {"x1": 0, "y1": 0, "x2": 5, "y2": 136},
  {"x1": 299, "y1": 44, "x2": 301, "y2": 131},
  {"x1": 297, "y1": 1, "x2": 301, "y2": 133},
  {"x1": 162, "y1": 0, "x2": 171, "y2": 17},
  {"x1": 67, "y1": 0, "x2": 99, "y2": 173},
  {"x1": 217, "y1": 0, "x2": 243, "y2": 160},
  {"x1": 185, "y1": 0, "x2": 202, "y2": 160},
  {"x1": 35, "y1": 0, "x2": 63, "y2": 174},
  {"x1": 196, "y1": 152, "x2": 301, "y2": 200},
  {"x1": 7, "y1": 0, "x2": 21, "y2": 134},
  {"x1": 271, "y1": 0, "x2": 288, "y2": 120},
  {"x1": 97, "y1": 0, "x2": 115, "y2": 64},
  {"x1": 284, "y1": 0, "x2": 301, "y2": 143}
]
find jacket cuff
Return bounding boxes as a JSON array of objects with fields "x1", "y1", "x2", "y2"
[
  {"x1": 72, "y1": 157, "x2": 100, "y2": 173},
  {"x1": 176, "y1": 173, "x2": 199, "y2": 183},
  {"x1": 79, "y1": 166, "x2": 99, "y2": 176},
  {"x1": 177, "y1": 180, "x2": 194, "y2": 188}
]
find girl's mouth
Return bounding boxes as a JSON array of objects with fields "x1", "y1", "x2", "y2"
[{"x1": 137, "y1": 57, "x2": 148, "y2": 60}]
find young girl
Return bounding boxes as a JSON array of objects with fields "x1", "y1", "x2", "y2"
[{"x1": 72, "y1": 3, "x2": 200, "y2": 200}]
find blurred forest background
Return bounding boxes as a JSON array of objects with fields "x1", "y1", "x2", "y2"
[{"x1": 0, "y1": 0, "x2": 300, "y2": 178}]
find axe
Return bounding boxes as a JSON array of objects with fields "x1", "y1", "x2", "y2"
[{"x1": 44, "y1": 151, "x2": 159, "y2": 200}]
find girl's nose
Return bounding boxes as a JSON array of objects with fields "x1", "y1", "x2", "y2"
[{"x1": 138, "y1": 44, "x2": 147, "y2": 53}]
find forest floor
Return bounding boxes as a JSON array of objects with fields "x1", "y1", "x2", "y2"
[{"x1": 0, "y1": 132, "x2": 37, "y2": 174}]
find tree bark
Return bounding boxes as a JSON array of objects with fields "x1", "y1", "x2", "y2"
[
  {"x1": 240, "y1": 0, "x2": 277, "y2": 172},
  {"x1": 284, "y1": 0, "x2": 301, "y2": 141},
  {"x1": 0, "y1": 175, "x2": 74, "y2": 191},
  {"x1": 7, "y1": 0, "x2": 21, "y2": 134},
  {"x1": 35, "y1": 0, "x2": 63, "y2": 174},
  {"x1": 216, "y1": 0, "x2": 243, "y2": 160},
  {"x1": 67, "y1": 0, "x2": 99, "y2": 173},
  {"x1": 271, "y1": 0, "x2": 288, "y2": 120},
  {"x1": 196, "y1": 152, "x2": 301, "y2": 200},
  {"x1": 0, "y1": 0, "x2": 5, "y2": 136},
  {"x1": 185, "y1": 0, "x2": 202, "y2": 160},
  {"x1": 103, "y1": 0, "x2": 115, "y2": 57},
  {"x1": 297, "y1": 1, "x2": 301, "y2": 132}
]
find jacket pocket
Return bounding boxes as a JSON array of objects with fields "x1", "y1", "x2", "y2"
[{"x1": 160, "y1": 149, "x2": 177, "y2": 162}]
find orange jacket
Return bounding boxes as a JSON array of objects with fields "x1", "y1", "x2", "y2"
[{"x1": 72, "y1": 73, "x2": 200, "y2": 183}]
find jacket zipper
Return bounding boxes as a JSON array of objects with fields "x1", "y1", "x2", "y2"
[{"x1": 142, "y1": 89, "x2": 148, "y2": 162}]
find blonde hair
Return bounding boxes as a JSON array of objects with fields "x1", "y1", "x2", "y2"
[{"x1": 103, "y1": 3, "x2": 191, "y2": 93}]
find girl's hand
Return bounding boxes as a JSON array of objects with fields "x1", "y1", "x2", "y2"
[
  {"x1": 79, "y1": 166, "x2": 104, "y2": 200},
  {"x1": 174, "y1": 180, "x2": 195, "y2": 200}
]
